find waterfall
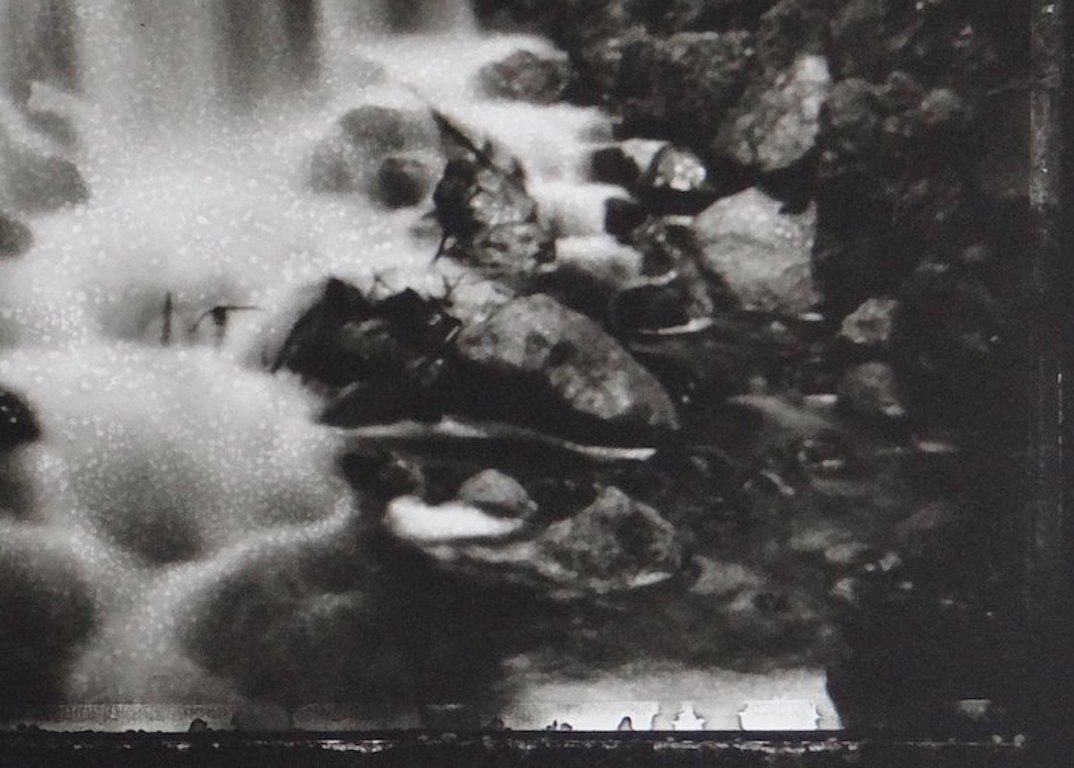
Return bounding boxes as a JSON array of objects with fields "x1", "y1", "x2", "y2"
[{"x1": 1, "y1": 0, "x2": 474, "y2": 139}]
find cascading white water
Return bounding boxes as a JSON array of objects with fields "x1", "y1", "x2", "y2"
[
  {"x1": 0, "y1": 0, "x2": 835, "y2": 721},
  {"x1": 0, "y1": 0, "x2": 616, "y2": 708}
]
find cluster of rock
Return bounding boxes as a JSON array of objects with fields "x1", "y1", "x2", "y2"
[{"x1": 460, "y1": 0, "x2": 1030, "y2": 729}]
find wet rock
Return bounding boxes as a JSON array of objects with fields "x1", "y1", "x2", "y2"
[
  {"x1": 0, "y1": 387, "x2": 42, "y2": 451},
  {"x1": 754, "y1": 0, "x2": 833, "y2": 73},
  {"x1": 465, "y1": 221, "x2": 556, "y2": 281},
  {"x1": 26, "y1": 109, "x2": 78, "y2": 149},
  {"x1": 539, "y1": 486, "x2": 688, "y2": 594},
  {"x1": 371, "y1": 155, "x2": 438, "y2": 208},
  {"x1": 530, "y1": 235, "x2": 644, "y2": 322},
  {"x1": 0, "y1": 211, "x2": 32, "y2": 258},
  {"x1": 587, "y1": 139, "x2": 664, "y2": 187},
  {"x1": 457, "y1": 469, "x2": 538, "y2": 519},
  {"x1": 812, "y1": 73, "x2": 978, "y2": 307},
  {"x1": 635, "y1": 145, "x2": 719, "y2": 215},
  {"x1": 275, "y1": 279, "x2": 460, "y2": 401},
  {"x1": 617, "y1": 31, "x2": 753, "y2": 144},
  {"x1": 830, "y1": 0, "x2": 1001, "y2": 91},
  {"x1": 714, "y1": 54, "x2": 831, "y2": 172},
  {"x1": 432, "y1": 119, "x2": 556, "y2": 278},
  {"x1": 477, "y1": 49, "x2": 573, "y2": 104},
  {"x1": 646, "y1": 0, "x2": 781, "y2": 34},
  {"x1": 839, "y1": 362, "x2": 906, "y2": 423},
  {"x1": 338, "y1": 451, "x2": 427, "y2": 503},
  {"x1": 454, "y1": 294, "x2": 680, "y2": 440},
  {"x1": 603, "y1": 197, "x2": 646, "y2": 241},
  {"x1": 692, "y1": 188, "x2": 819, "y2": 315},
  {"x1": 435, "y1": 157, "x2": 538, "y2": 236},
  {"x1": 0, "y1": 534, "x2": 97, "y2": 704},
  {"x1": 338, "y1": 105, "x2": 434, "y2": 156},
  {"x1": 5, "y1": 151, "x2": 88, "y2": 212},
  {"x1": 570, "y1": 26, "x2": 650, "y2": 106},
  {"x1": 839, "y1": 296, "x2": 897, "y2": 351}
]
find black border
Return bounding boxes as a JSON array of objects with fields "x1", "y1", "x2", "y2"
[{"x1": 0, "y1": 2, "x2": 1067, "y2": 765}]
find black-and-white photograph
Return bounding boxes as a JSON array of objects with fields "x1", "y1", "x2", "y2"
[{"x1": 0, "y1": 0, "x2": 1063, "y2": 762}]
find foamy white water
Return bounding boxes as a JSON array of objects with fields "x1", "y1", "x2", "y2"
[{"x1": 0, "y1": 0, "x2": 832, "y2": 720}]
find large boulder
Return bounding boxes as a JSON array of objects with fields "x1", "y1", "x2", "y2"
[
  {"x1": 812, "y1": 73, "x2": 978, "y2": 309},
  {"x1": 385, "y1": 484, "x2": 692, "y2": 601},
  {"x1": 692, "y1": 188, "x2": 819, "y2": 315},
  {"x1": 477, "y1": 49, "x2": 573, "y2": 104},
  {"x1": 0, "y1": 212, "x2": 32, "y2": 258},
  {"x1": 0, "y1": 533, "x2": 96, "y2": 704},
  {"x1": 454, "y1": 294, "x2": 680, "y2": 440},
  {"x1": 713, "y1": 54, "x2": 831, "y2": 172},
  {"x1": 274, "y1": 279, "x2": 461, "y2": 422},
  {"x1": 432, "y1": 115, "x2": 556, "y2": 279},
  {"x1": 538, "y1": 486, "x2": 689, "y2": 593},
  {"x1": 371, "y1": 155, "x2": 438, "y2": 208},
  {"x1": 617, "y1": 31, "x2": 754, "y2": 144}
]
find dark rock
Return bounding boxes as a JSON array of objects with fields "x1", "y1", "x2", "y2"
[
  {"x1": 692, "y1": 187, "x2": 819, "y2": 315},
  {"x1": 5, "y1": 151, "x2": 88, "y2": 212},
  {"x1": 830, "y1": 0, "x2": 1002, "y2": 91},
  {"x1": 188, "y1": 718, "x2": 209, "y2": 733},
  {"x1": 0, "y1": 211, "x2": 32, "y2": 258},
  {"x1": 617, "y1": 31, "x2": 753, "y2": 144},
  {"x1": 838, "y1": 296, "x2": 897, "y2": 351},
  {"x1": 457, "y1": 469, "x2": 538, "y2": 519},
  {"x1": 0, "y1": 534, "x2": 96, "y2": 704},
  {"x1": 587, "y1": 140, "x2": 664, "y2": 186},
  {"x1": 713, "y1": 54, "x2": 831, "y2": 173},
  {"x1": 275, "y1": 279, "x2": 460, "y2": 400},
  {"x1": 839, "y1": 362, "x2": 906, "y2": 423},
  {"x1": 454, "y1": 294, "x2": 680, "y2": 440},
  {"x1": 432, "y1": 119, "x2": 556, "y2": 278},
  {"x1": 813, "y1": 73, "x2": 979, "y2": 309},
  {"x1": 754, "y1": 0, "x2": 834, "y2": 73},
  {"x1": 891, "y1": 262, "x2": 1010, "y2": 432},
  {"x1": 434, "y1": 157, "x2": 539, "y2": 237},
  {"x1": 642, "y1": 0, "x2": 780, "y2": 34},
  {"x1": 569, "y1": 26, "x2": 650, "y2": 106},
  {"x1": 477, "y1": 49, "x2": 573, "y2": 104},
  {"x1": 529, "y1": 235, "x2": 644, "y2": 322},
  {"x1": 453, "y1": 223, "x2": 555, "y2": 288},
  {"x1": 372, "y1": 155, "x2": 438, "y2": 208},
  {"x1": 635, "y1": 145, "x2": 720, "y2": 215},
  {"x1": 26, "y1": 110, "x2": 78, "y2": 149},
  {"x1": 603, "y1": 197, "x2": 646, "y2": 241},
  {"x1": 339, "y1": 451, "x2": 427, "y2": 503},
  {"x1": 826, "y1": 548, "x2": 1028, "y2": 731},
  {"x1": 0, "y1": 387, "x2": 42, "y2": 451},
  {"x1": 538, "y1": 486, "x2": 689, "y2": 594},
  {"x1": 338, "y1": 105, "x2": 434, "y2": 156}
]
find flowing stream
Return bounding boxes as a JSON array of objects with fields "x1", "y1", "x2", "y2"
[{"x1": 0, "y1": 0, "x2": 834, "y2": 727}]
